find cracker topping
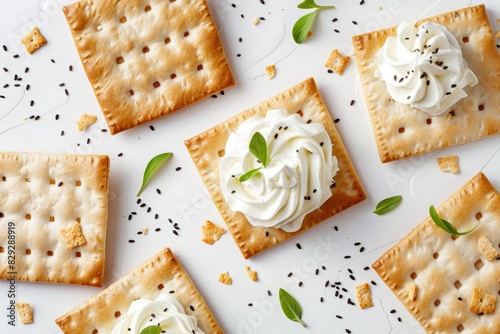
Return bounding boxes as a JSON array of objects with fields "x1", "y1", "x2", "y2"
[
  {"x1": 77, "y1": 114, "x2": 97, "y2": 131},
  {"x1": 477, "y1": 235, "x2": 499, "y2": 261},
  {"x1": 324, "y1": 49, "x2": 351, "y2": 76},
  {"x1": 355, "y1": 282, "x2": 373, "y2": 309},
  {"x1": 60, "y1": 222, "x2": 87, "y2": 250},
  {"x1": 201, "y1": 220, "x2": 225, "y2": 245},
  {"x1": 469, "y1": 288, "x2": 497, "y2": 314},
  {"x1": 16, "y1": 302, "x2": 33, "y2": 324},
  {"x1": 244, "y1": 265, "x2": 258, "y2": 281},
  {"x1": 21, "y1": 27, "x2": 46, "y2": 54},
  {"x1": 437, "y1": 155, "x2": 459, "y2": 173}
]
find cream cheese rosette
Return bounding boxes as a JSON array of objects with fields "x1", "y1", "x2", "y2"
[
  {"x1": 219, "y1": 109, "x2": 339, "y2": 232},
  {"x1": 111, "y1": 293, "x2": 204, "y2": 334},
  {"x1": 375, "y1": 20, "x2": 478, "y2": 115}
]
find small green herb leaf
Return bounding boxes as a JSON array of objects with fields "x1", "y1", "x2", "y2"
[
  {"x1": 292, "y1": 11, "x2": 318, "y2": 44},
  {"x1": 429, "y1": 205, "x2": 481, "y2": 236},
  {"x1": 297, "y1": 0, "x2": 333, "y2": 9},
  {"x1": 279, "y1": 288, "x2": 306, "y2": 327},
  {"x1": 239, "y1": 167, "x2": 262, "y2": 182},
  {"x1": 249, "y1": 132, "x2": 269, "y2": 167},
  {"x1": 137, "y1": 152, "x2": 173, "y2": 196},
  {"x1": 140, "y1": 325, "x2": 162, "y2": 334},
  {"x1": 373, "y1": 195, "x2": 402, "y2": 215}
]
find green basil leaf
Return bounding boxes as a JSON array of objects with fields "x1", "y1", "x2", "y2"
[
  {"x1": 137, "y1": 152, "x2": 173, "y2": 196},
  {"x1": 249, "y1": 132, "x2": 268, "y2": 167},
  {"x1": 297, "y1": 0, "x2": 334, "y2": 10},
  {"x1": 279, "y1": 288, "x2": 306, "y2": 327},
  {"x1": 140, "y1": 325, "x2": 162, "y2": 334},
  {"x1": 292, "y1": 11, "x2": 318, "y2": 44},
  {"x1": 373, "y1": 195, "x2": 402, "y2": 215},
  {"x1": 239, "y1": 167, "x2": 262, "y2": 182},
  {"x1": 429, "y1": 205, "x2": 481, "y2": 236}
]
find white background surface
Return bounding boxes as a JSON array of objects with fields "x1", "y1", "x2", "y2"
[{"x1": 0, "y1": 0, "x2": 499, "y2": 333}]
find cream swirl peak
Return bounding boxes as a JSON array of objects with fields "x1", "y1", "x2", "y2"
[
  {"x1": 219, "y1": 109, "x2": 339, "y2": 232},
  {"x1": 375, "y1": 21, "x2": 478, "y2": 115},
  {"x1": 111, "y1": 293, "x2": 204, "y2": 334}
]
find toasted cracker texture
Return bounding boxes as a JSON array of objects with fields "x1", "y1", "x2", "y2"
[
  {"x1": 373, "y1": 172, "x2": 500, "y2": 332},
  {"x1": 60, "y1": 222, "x2": 87, "y2": 250},
  {"x1": 55, "y1": 248, "x2": 223, "y2": 333},
  {"x1": 356, "y1": 283, "x2": 374, "y2": 309},
  {"x1": 185, "y1": 78, "x2": 366, "y2": 258},
  {"x1": 21, "y1": 27, "x2": 46, "y2": 54},
  {"x1": 76, "y1": 113, "x2": 97, "y2": 131},
  {"x1": 437, "y1": 155, "x2": 459, "y2": 173},
  {"x1": 469, "y1": 288, "x2": 497, "y2": 314},
  {"x1": 201, "y1": 220, "x2": 225, "y2": 245},
  {"x1": 0, "y1": 152, "x2": 109, "y2": 286},
  {"x1": 219, "y1": 271, "x2": 232, "y2": 285},
  {"x1": 353, "y1": 5, "x2": 500, "y2": 162},
  {"x1": 16, "y1": 302, "x2": 33, "y2": 324},
  {"x1": 63, "y1": 0, "x2": 235, "y2": 134},
  {"x1": 324, "y1": 49, "x2": 350, "y2": 75}
]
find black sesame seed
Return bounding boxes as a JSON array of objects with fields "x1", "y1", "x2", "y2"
[
  {"x1": 55, "y1": 114, "x2": 59, "y2": 120},
  {"x1": 24, "y1": 67, "x2": 29, "y2": 73},
  {"x1": 231, "y1": 190, "x2": 236, "y2": 194},
  {"x1": 298, "y1": 281, "x2": 303, "y2": 287},
  {"x1": 101, "y1": 128, "x2": 108, "y2": 132},
  {"x1": 2, "y1": 67, "x2": 7, "y2": 72},
  {"x1": 29, "y1": 115, "x2": 35, "y2": 119},
  {"x1": 350, "y1": 100, "x2": 355, "y2": 106},
  {"x1": 3, "y1": 84, "x2": 8, "y2": 88},
  {"x1": 451, "y1": 84, "x2": 457, "y2": 88},
  {"x1": 211, "y1": 94, "x2": 217, "y2": 98},
  {"x1": 325, "y1": 280, "x2": 330, "y2": 287},
  {"x1": 334, "y1": 29, "x2": 340, "y2": 33},
  {"x1": 265, "y1": 231, "x2": 269, "y2": 237},
  {"x1": 348, "y1": 269, "x2": 352, "y2": 274},
  {"x1": 168, "y1": 218, "x2": 173, "y2": 223},
  {"x1": 14, "y1": 84, "x2": 20, "y2": 87},
  {"x1": 189, "y1": 305, "x2": 195, "y2": 311},
  {"x1": 156, "y1": 188, "x2": 161, "y2": 194},
  {"x1": 2, "y1": 45, "x2": 6, "y2": 51},
  {"x1": 131, "y1": 212, "x2": 137, "y2": 215},
  {"x1": 155, "y1": 214, "x2": 159, "y2": 219},
  {"x1": 239, "y1": 37, "x2": 242, "y2": 42},
  {"x1": 274, "y1": 133, "x2": 278, "y2": 139},
  {"x1": 327, "y1": 69, "x2": 333, "y2": 73},
  {"x1": 345, "y1": 329, "x2": 351, "y2": 333},
  {"x1": 342, "y1": 288, "x2": 348, "y2": 293},
  {"x1": 344, "y1": 255, "x2": 351, "y2": 259},
  {"x1": 64, "y1": 88, "x2": 69, "y2": 96},
  {"x1": 332, "y1": 18, "x2": 338, "y2": 22},
  {"x1": 155, "y1": 227, "x2": 161, "y2": 232},
  {"x1": 231, "y1": 3, "x2": 236, "y2": 7},
  {"x1": 322, "y1": 265, "x2": 326, "y2": 270},
  {"x1": 398, "y1": 317, "x2": 402, "y2": 322},
  {"x1": 173, "y1": 230, "x2": 179, "y2": 235},
  {"x1": 237, "y1": 54, "x2": 241, "y2": 57},
  {"x1": 59, "y1": 83, "x2": 65, "y2": 87},
  {"x1": 140, "y1": 203, "x2": 146, "y2": 207},
  {"x1": 458, "y1": 297, "x2": 463, "y2": 301},
  {"x1": 169, "y1": 290, "x2": 175, "y2": 294},
  {"x1": 87, "y1": 138, "x2": 91, "y2": 144},
  {"x1": 360, "y1": 0, "x2": 365, "y2": 4},
  {"x1": 390, "y1": 309, "x2": 396, "y2": 314},
  {"x1": 128, "y1": 239, "x2": 135, "y2": 243},
  {"x1": 60, "y1": 130, "x2": 64, "y2": 136},
  {"x1": 287, "y1": 272, "x2": 293, "y2": 277},
  {"x1": 349, "y1": 274, "x2": 355, "y2": 280},
  {"x1": 147, "y1": 207, "x2": 151, "y2": 213},
  {"x1": 137, "y1": 231, "x2": 142, "y2": 235},
  {"x1": 360, "y1": 247, "x2": 365, "y2": 252},
  {"x1": 354, "y1": 242, "x2": 361, "y2": 246},
  {"x1": 259, "y1": 17, "x2": 265, "y2": 20},
  {"x1": 69, "y1": 65, "x2": 73, "y2": 71},
  {"x1": 248, "y1": 303, "x2": 253, "y2": 307},
  {"x1": 13, "y1": 54, "x2": 19, "y2": 58},
  {"x1": 315, "y1": 268, "x2": 319, "y2": 275},
  {"x1": 371, "y1": 281, "x2": 377, "y2": 286},
  {"x1": 51, "y1": 59, "x2": 55, "y2": 63},
  {"x1": 335, "y1": 291, "x2": 339, "y2": 297},
  {"x1": 352, "y1": 21, "x2": 358, "y2": 25},
  {"x1": 149, "y1": 125, "x2": 155, "y2": 131},
  {"x1": 267, "y1": 290, "x2": 271, "y2": 296},
  {"x1": 320, "y1": 297, "x2": 324, "y2": 302},
  {"x1": 26, "y1": 84, "x2": 30, "y2": 90},
  {"x1": 58, "y1": 181, "x2": 63, "y2": 187},
  {"x1": 30, "y1": 100, "x2": 34, "y2": 107},
  {"x1": 334, "y1": 226, "x2": 338, "y2": 231},
  {"x1": 364, "y1": 266, "x2": 370, "y2": 271},
  {"x1": 260, "y1": 0, "x2": 265, "y2": 3},
  {"x1": 137, "y1": 199, "x2": 142, "y2": 204},
  {"x1": 446, "y1": 92, "x2": 451, "y2": 95},
  {"x1": 128, "y1": 215, "x2": 132, "y2": 221},
  {"x1": 117, "y1": 152, "x2": 123, "y2": 157},
  {"x1": 336, "y1": 315, "x2": 343, "y2": 319},
  {"x1": 0, "y1": 95, "x2": 4, "y2": 99},
  {"x1": 241, "y1": 14, "x2": 244, "y2": 18},
  {"x1": 296, "y1": 243, "x2": 302, "y2": 250}
]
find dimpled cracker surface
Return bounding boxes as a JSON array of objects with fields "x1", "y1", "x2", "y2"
[
  {"x1": 56, "y1": 248, "x2": 223, "y2": 333},
  {"x1": 373, "y1": 173, "x2": 500, "y2": 333},
  {"x1": 63, "y1": 0, "x2": 235, "y2": 135},
  {"x1": 185, "y1": 78, "x2": 366, "y2": 259},
  {"x1": 0, "y1": 152, "x2": 109, "y2": 286},
  {"x1": 353, "y1": 5, "x2": 500, "y2": 163}
]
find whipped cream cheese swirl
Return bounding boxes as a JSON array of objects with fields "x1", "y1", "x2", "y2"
[
  {"x1": 111, "y1": 293, "x2": 204, "y2": 334},
  {"x1": 375, "y1": 21, "x2": 478, "y2": 115},
  {"x1": 219, "y1": 109, "x2": 339, "y2": 232}
]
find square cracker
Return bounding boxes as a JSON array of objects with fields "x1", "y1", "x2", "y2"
[
  {"x1": 0, "y1": 152, "x2": 109, "y2": 286},
  {"x1": 373, "y1": 172, "x2": 500, "y2": 333},
  {"x1": 15, "y1": 302, "x2": 33, "y2": 324},
  {"x1": 185, "y1": 78, "x2": 366, "y2": 259},
  {"x1": 55, "y1": 248, "x2": 223, "y2": 333},
  {"x1": 353, "y1": 5, "x2": 500, "y2": 163},
  {"x1": 21, "y1": 27, "x2": 46, "y2": 54},
  {"x1": 63, "y1": 0, "x2": 235, "y2": 135}
]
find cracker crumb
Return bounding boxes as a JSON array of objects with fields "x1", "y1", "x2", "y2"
[
  {"x1": 21, "y1": 27, "x2": 46, "y2": 54},
  {"x1": 244, "y1": 265, "x2": 258, "y2": 281},
  {"x1": 406, "y1": 282, "x2": 418, "y2": 301},
  {"x1": 60, "y1": 222, "x2": 87, "y2": 250},
  {"x1": 265, "y1": 65, "x2": 276, "y2": 80},
  {"x1": 201, "y1": 220, "x2": 225, "y2": 245},
  {"x1": 469, "y1": 288, "x2": 497, "y2": 314},
  {"x1": 16, "y1": 302, "x2": 33, "y2": 324},
  {"x1": 141, "y1": 227, "x2": 149, "y2": 235},
  {"x1": 437, "y1": 155, "x2": 459, "y2": 173},
  {"x1": 253, "y1": 18, "x2": 260, "y2": 25},
  {"x1": 478, "y1": 235, "x2": 499, "y2": 261},
  {"x1": 219, "y1": 271, "x2": 232, "y2": 285},
  {"x1": 324, "y1": 49, "x2": 351, "y2": 76},
  {"x1": 355, "y1": 282, "x2": 373, "y2": 309},
  {"x1": 77, "y1": 113, "x2": 97, "y2": 131}
]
